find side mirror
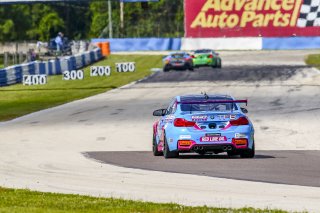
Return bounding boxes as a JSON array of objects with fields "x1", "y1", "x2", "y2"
[
  {"x1": 241, "y1": 107, "x2": 248, "y2": 114},
  {"x1": 153, "y1": 109, "x2": 167, "y2": 116}
]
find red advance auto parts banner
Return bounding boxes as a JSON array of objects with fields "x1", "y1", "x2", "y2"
[{"x1": 185, "y1": 0, "x2": 320, "y2": 37}]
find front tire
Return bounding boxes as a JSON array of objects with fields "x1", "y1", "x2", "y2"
[
  {"x1": 152, "y1": 134, "x2": 162, "y2": 156},
  {"x1": 163, "y1": 137, "x2": 179, "y2": 159}
]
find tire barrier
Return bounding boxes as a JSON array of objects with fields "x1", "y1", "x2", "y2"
[
  {"x1": 0, "y1": 48, "x2": 102, "y2": 87},
  {"x1": 95, "y1": 42, "x2": 111, "y2": 57}
]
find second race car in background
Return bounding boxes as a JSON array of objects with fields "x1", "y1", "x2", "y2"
[
  {"x1": 192, "y1": 49, "x2": 222, "y2": 69},
  {"x1": 162, "y1": 52, "x2": 194, "y2": 72}
]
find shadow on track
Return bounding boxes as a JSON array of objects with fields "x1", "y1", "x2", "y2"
[{"x1": 85, "y1": 150, "x2": 320, "y2": 187}]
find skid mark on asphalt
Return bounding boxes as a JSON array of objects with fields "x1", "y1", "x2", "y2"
[
  {"x1": 270, "y1": 98, "x2": 284, "y2": 107},
  {"x1": 85, "y1": 151, "x2": 320, "y2": 188},
  {"x1": 69, "y1": 105, "x2": 109, "y2": 116},
  {"x1": 140, "y1": 65, "x2": 309, "y2": 83}
]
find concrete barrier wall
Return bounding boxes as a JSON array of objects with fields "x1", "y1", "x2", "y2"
[
  {"x1": 0, "y1": 48, "x2": 102, "y2": 87},
  {"x1": 92, "y1": 37, "x2": 320, "y2": 51},
  {"x1": 92, "y1": 38, "x2": 181, "y2": 52},
  {"x1": 181, "y1": 38, "x2": 263, "y2": 50},
  {"x1": 0, "y1": 42, "x2": 44, "y2": 54},
  {"x1": 262, "y1": 37, "x2": 320, "y2": 50}
]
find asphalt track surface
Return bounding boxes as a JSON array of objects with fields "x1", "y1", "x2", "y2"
[
  {"x1": 87, "y1": 62, "x2": 320, "y2": 188},
  {"x1": 140, "y1": 65, "x2": 309, "y2": 83},
  {"x1": 86, "y1": 151, "x2": 320, "y2": 187},
  {"x1": 1, "y1": 50, "x2": 320, "y2": 212}
]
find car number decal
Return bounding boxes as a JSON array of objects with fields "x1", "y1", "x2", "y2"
[{"x1": 200, "y1": 136, "x2": 227, "y2": 142}]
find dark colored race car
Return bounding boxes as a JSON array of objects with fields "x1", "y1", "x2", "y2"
[
  {"x1": 162, "y1": 52, "x2": 194, "y2": 72},
  {"x1": 192, "y1": 49, "x2": 222, "y2": 69}
]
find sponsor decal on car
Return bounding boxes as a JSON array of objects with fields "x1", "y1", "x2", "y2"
[
  {"x1": 206, "y1": 133, "x2": 221, "y2": 136},
  {"x1": 218, "y1": 115, "x2": 237, "y2": 120},
  {"x1": 200, "y1": 136, "x2": 227, "y2": 142},
  {"x1": 191, "y1": 115, "x2": 208, "y2": 121},
  {"x1": 185, "y1": 0, "x2": 320, "y2": 37},
  {"x1": 235, "y1": 133, "x2": 247, "y2": 138},
  {"x1": 165, "y1": 115, "x2": 175, "y2": 122},
  {"x1": 179, "y1": 135, "x2": 192, "y2": 139}
]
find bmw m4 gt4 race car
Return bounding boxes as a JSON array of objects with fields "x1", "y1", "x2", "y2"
[
  {"x1": 152, "y1": 94, "x2": 254, "y2": 158},
  {"x1": 162, "y1": 52, "x2": 194, "y2": 72},
  {"x1": 192, "y1": 49, "x2": 222, "y2": 69}
]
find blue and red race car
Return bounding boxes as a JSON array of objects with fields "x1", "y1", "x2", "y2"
[{"x1": 152, "y1": 94, "x2": 255, "y2": 158}]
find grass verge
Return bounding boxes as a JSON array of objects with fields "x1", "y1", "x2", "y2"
[
  {"x1": 305, "y1": 54, "x2": 320, "y2": 69},
  {"x1": 0, "y1": 55, "x2": 162, "y2": 121},
  {"x1": 0, "y1": 187, "x2": 289, "y2": 213}
]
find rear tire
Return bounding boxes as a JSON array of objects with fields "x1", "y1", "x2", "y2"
[
  {"x1": 163, "y1": 137, "x2": 179, "y2": 159},
  {"x1": 188, "y1": 64, "x2": 194, "y2": 71},
  {"x1": 212, "y1": 61, "x2": 218, "y2": 69},
  {"x1": 240, "y1": 141, "x2": 255, "y2": 158},
  {"x1": 213, "y1": 59, "x2": 222, "y2": 69},
  {"x1": 163, "y1": 67, "x2": 170, "y2": 72},
  {"x1": 152, "y1": 134, "x2": 162, "y2": 156}
]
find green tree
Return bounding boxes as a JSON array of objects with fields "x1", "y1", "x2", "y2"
[
  {"x1": 89, "y1": 2, "x2": 109, "y2": 38},
  {"x1": 0, "y1": 5, "x2": 31, "y2": 41},
  {"x1": 38, "y1": 12, "x2": 65, "y2": 41},
  {"x1": 52, "y1": 2, "x2": 90, "y2": 40},
  {"x1": 0, "y1": 20, "x2": 14, "y2": 41},
  {"x1": 27, "y1": 4, "x2": 54, "y2": 40},
  {"x1": 0, "y1": 0, "x2": 184, "y2": 42}
]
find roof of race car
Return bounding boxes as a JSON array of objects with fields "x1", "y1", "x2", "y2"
[
  {"x1": 177, "y1": 94, "x2": 233, "y2": 102},
  {"x1": 168, "y1": 52, "x2": 189, "y2": 56},
  {"x1": 194, "y1": 49, "x2": 215, "y2": 53}
]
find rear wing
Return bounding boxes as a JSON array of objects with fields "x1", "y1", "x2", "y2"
[{"x1": 177, "y1": 100, "x2": 248, "y2": 106}]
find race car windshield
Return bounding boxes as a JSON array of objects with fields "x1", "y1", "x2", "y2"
[
  {"x1": 171, "y1": 54, "x2": 185, "y2": 59},
  {"x1": 194, "y1": 50, "x2": 212, "y2": 54},
  {"x1": 180, "y1": 103, "x2": 238, "y2": 112}
]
